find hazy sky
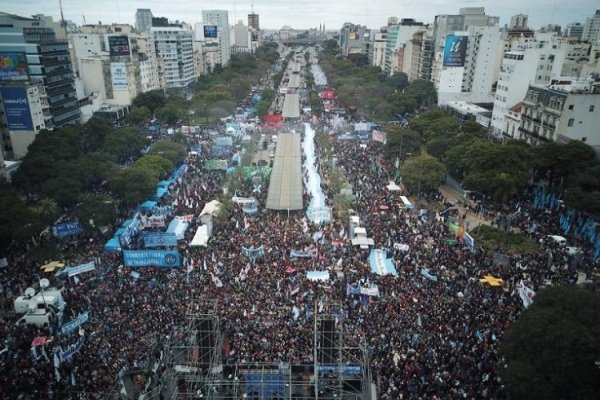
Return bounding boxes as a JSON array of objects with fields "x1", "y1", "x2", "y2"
[{"x1": 2, "y1": 0, "x2": 597, "y2": 30}]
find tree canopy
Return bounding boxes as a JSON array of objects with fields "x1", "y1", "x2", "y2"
[{"x1": 500, "y1": 286, "x2": 600, "y2": 400}]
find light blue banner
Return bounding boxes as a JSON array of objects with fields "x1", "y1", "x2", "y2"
[
  {"x1": 143, "y1": 232, "x2": 178, "y2": 247},
  {"x1": 369, "y1": 249, "x2": 398, "y2": 276},
  {"x1": 61, "y1": 311, "x2": 89, "y2": 336},
  {"x1": 123, "y1": 250, "x2": 180, "y2": 268},
  {"x1": 52, "y1": 221, "x2": 83, "y2": 238}
]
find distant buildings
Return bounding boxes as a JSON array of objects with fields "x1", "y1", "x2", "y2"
[
  {"x1": 135, "y1": 9, "x2": 153, "y2": 33},
  {"x1": 152, "y1": 23, "x2": 195, "y2": 88},
  {"x1": 582, "y1": 9, "x2": 600, "y2": 43},
  {"x1": 201, "y1": 10, "x2": 231, "y2": 70}
]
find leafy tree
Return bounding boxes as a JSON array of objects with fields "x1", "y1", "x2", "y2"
[
  {"x1": 156, "y1": 104, "x2": 183, "y2": 125},
  {"x1": 387, "y1": 93, "x2": 417, "y2": 115},
  {"x1": 73, "y1": 152, "x2": 117, "y2": 188},
  {"x1": 149, "y1": 140, "x2": 187, "y2": 165},
  {"x1": 109, "y1": 166, "x2": 157, "y2": 208},
  {"x1": 404, "y1": 79, "x2": 437, "y2": 108},
  {"x1": 135, "y1": 154, "x2": 174, "y2": 180},
  {"x1": 75, "y1": 192, "x2": 118, "y2": 229},
  {"x1": 33, "y1": 198, "x2": 60, "y2": 225},
  {"x1": 387, "y1": 72, "x2": 409, "y2": 91},
  {"x1": 133, "y1": 90, "x2": 166, "y2": 115},
  {"x1": 80, "y1": 117, "x2": 113, "y2": 152},
  {"x1": 126, "y1": 105, "x2": 151, "y2": 125},
  {"x1": 346, "y1": 53, "x2": 369, "y2": 67},
  {"x1": 102, "y1": 128, "x2": 149, "y2": 163},
  {"x1": 383, "y1": 127, "x2": 422, "y2": 161},
  {"x1": 409, "y1": 108, "x2": 459, "y2": 139},
  {"x1": 41, "y1": 174, "x2": 82, "y2": 207},
  {"x1": 501, "y1": 287, "x2": 600, "y2": 400},
  {"x1": 401, "y1": 155, "x2": 447, "y2": 194},
  {"x1": 0, "y1": 179, "x2": 37, "y2": 243}
]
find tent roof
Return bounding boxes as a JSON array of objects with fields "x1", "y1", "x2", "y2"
[
  {"x1": 200, "y1": 200, "x2": 222, "y2": 217},
  {"x1": 282, "y1": 94, "x2": 300, "y2": 119},
  {"x1": 266, "y1": 133, "x2": 303, "y2": 210},
  {"x1": 190, "y1": 225, "x2": 210, "y2": 247}
]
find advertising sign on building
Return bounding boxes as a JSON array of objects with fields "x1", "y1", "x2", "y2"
[
  {"x1": 443, "y1": 34, "x2": 468, "y2": 67},
  {"x1": 204, "y1": 25, "x2": 218, "y2": 38},
  {"x1": 110, "y1": 62, "x2": 129, "y2": 91},
  {"x1": 0, "y1": 87, "x2": 33, "y2": 131},
  {"x1": 0, "y1": 52, "x2": 29, "y2": 81},
  {"x1": 108, "y1": 35, "x2": 131, "y2": 56}
]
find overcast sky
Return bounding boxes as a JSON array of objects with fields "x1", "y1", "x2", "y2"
[{"x1": 2, "y1": 0, "x2": 597, "y2": 30}]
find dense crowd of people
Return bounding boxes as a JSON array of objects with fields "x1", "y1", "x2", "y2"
[{"x1": 1, "y1": 62, "x2": 599, "y2": 400}]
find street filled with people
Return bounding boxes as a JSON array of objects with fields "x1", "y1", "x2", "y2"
[{"x1": 1, "y1": 52, "x2": 599, "y2": 400}]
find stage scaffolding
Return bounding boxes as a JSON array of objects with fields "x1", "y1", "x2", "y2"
[{"x1": 110, "y1": 299, "x2": 374, "y2": 400}]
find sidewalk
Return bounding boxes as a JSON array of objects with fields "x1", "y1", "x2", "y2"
[{"x1": 439, "y1": 184, "x2": 490, "y2": 233}]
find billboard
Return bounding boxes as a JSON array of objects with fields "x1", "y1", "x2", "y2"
[
  {"x1": 110, "y1": 62, "x2": 128, "y2": 91},
  {"x1": 0, "y1": 52, "x2": 29, "y2": 81},
  {"x1": 108, "y1": 35, "x2": 130, "y2": 56},
  {"x1": 204, "y1": 25, "x2": 218, "y2": 38},
  {"x1": 443, "y1": 34, "x2": 468, "y2": 67},
  {"x1": 0, "y1": 87, "x2": 33, "y2": 131},
  {"x1": 123, "y1": 250, "x2": 181, "y2": 267}
]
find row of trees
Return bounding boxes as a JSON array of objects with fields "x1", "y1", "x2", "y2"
[
  {"x1": 1, "y1": 117, "x2": 186, "y2": 244},
  {"x1": 318, "y1": 40, "x2": 436, "y2": 120}
]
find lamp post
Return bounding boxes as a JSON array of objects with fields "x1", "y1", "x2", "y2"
[{"x1": 464, "y1": 190, "x2": 485, "y2": 235}]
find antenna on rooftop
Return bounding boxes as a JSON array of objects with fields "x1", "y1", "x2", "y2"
[{"x1": 58, "y1": 0, "x2": 66, "y2": 27}]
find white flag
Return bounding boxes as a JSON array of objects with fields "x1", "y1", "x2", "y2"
[{"x1": 517, "y1": 280, "x2": 535, "y2": 308}]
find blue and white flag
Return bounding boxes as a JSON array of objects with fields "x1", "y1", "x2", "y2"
[
  {"x1": 368, "y1": 249, "x2": 397, "y2": 276},
  {"x1": 67, "y1": 262, "x2": 95, "y2": 277}
]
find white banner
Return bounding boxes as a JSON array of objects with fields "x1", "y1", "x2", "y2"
[
  {"x1": 67, "y1": 262, "x2": 95, "y2": 277},
  {"x1": 111, "y1": 62, "x2": 128, "y2": 91},
  {"x1": 360, "y1": 285, "x2": 379, "y2": 297},
  {"x1": 518, "y1": 281, "x2": 535, "y2": 308},
  {"x1": 0, "y1": 257, "x2": 8, "y2": 268}
]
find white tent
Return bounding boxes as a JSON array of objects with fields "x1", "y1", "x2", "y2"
[
  {"x1": 200, "y1": 200, "x2": 222, "y2": 218},
  {"x1": 387, "y1": 181, "x2": 401, "y2": 191},
  {"x1": 190, "y1": 225, "x2": 210, "y2": 247}
]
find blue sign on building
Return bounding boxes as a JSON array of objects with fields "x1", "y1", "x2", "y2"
[
  {"x1": 123, "y1": 250, "x2": 181, "y2": 268},
  {"x1": 0, "y1": 87, "x2": 33, "y2": 131},
  {"x1": 52, "y1": 221, "x2": 84, "y2": 238}
]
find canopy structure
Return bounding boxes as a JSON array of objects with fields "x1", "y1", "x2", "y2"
[
  {"x1": 288, "y1": 74, "x2": 301, "y2": 88},
  {"x1": 140, "y1": 200, "x2": 157, "y2": 211},
  {"x1": 190, "y1": 225, "x2": 210, "y2": 247},
  {"x1": 104, "y1": 237, "x2": 122, "y2": 252},
  {"x1": 386, "y1": 182, "x2": 401, "y2": 191},
  {"x1": 200, "y1": 200, "x2": 222, "y2": 218},
  {"x1": 266, "y1": 133, "x2": 303, "y2": 211},
  {"x1": 282, "y1": 94, "x2": 300, "y2": 119},
  {"x1": 40, "y1": 261, "x2": 65, "y2": 273},
  {"x1": 479, "y1": 275, "x2": 504, "y2": 287},
  {"x1": 166, "y1": 218, "x2": 189, "y2": 240}
]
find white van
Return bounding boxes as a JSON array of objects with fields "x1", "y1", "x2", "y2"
[
  {"x1": 16, "y1": 309, "x2": 56, "y2": 328},
  {"x1": 14, "y1": 287, "x2": 64, "y2": 314}
]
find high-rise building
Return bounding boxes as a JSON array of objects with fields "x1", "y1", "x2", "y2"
[
  {"x1": 370, "y1": 30, "x2": 387, "y2": 68},
  {"x1": 408, "y1": 27, "x2": 434, "y2": 81},
  {"x1": 135, "y1": 9, "x2": 153, "y2": 33},
  {"x1": 0, "y1": 12, "x2": 80, "y2": 158},
  {"x1": 339, "y1": 23, "x2": 370, "y2": 56},
  {"x1": 382, "y1": 19, "x2": 424, "y2": 76},
  {"x1": 248, "y1": 13, "x2": 259, "y2": 31},
  {"x1": 152, "y1": 24, "x2": 195, "y2": 88},
  {"x1": 232, "y1": 20, "x2": 250, "y2": 54},
  {"x1": 565, "y1": 23, "x2": 584, "y2": 40},
  {"x1": 509, "y1": 14, "x2": 528, "y2": 30},
  {"x1": 582, "y1": 9, "x2": 600, "y2": 43},
  {"x1": 201, "y1": 10, "x2": 231, "y2": 68}
]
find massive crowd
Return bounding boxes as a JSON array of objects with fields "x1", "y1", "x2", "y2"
[{"x1": 1, "y1": 64, "x2": 599, "y2": 400}]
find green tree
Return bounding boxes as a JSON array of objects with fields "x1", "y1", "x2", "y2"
[
  {"x1": 80, "y1": 117, "x2": 113, "y2": 152},
  {"x1": 156, "y1": 104, "x2": 183, "y2": 125},
  {"x1": 102, "y1": 128, "x2": 149, "y2": 163},
  {"x1": 41, "y1": 174, "x2": 82, "y2": 207},
  {"x1": 409, "y1": 108, "x2": 459, "y2": 139},
  {"x1": 75, "y1": 192, "x2": 118, "y2": 229},
  {"x1": 387, "y1": 72, "x2": 409, "y2": 91},
  {"x1": 149, "y1": 140, "x2": 187, "y2": 164},
  {"x1": 404, "y1": 79, "x2": 437, "y2": 108},
  {"x1": 387, "y1": 93, "x2": 417, "y2": 114},
  {"x1": 33, "y1": 198, "x2": 60, "y2": 225},
  {"x1": 133, "y1": 90, "x2": 166, "y2": 115},
  {"x1": 109, "y1": 166, "x2": 157, "y2": 208},
  {"x1": 135, "y1": 154, "x2": 174, "y2": 180},
  {"x1": 401, "y1": 155, "x2": 447, "y2": 194},
  {"x1": 383, "y1": 127, "x2": 422, "y2": 161},
  {"x1": 501, "y1": 287, "x2": 600, "y2": 400},
  {"x1": 126, "y1": 105, "x2": 151, "y2": 125}
]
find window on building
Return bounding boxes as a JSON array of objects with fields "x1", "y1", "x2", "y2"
[
  {"x1": 568, "y1": 118, "x2": 574, "y2": 127},
  {"x1": 590, "y1": 105, "x2": 595, "y2": 112},
  {"x1": 568, "y1": 104, "x2": 574, "y2": 110}
]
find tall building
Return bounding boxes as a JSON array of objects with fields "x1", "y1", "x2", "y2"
[
  {"x1": 201, "y1": 10, "x2": 231, "y2": 68},
  {"x1": 0, "y1": 12, "x2": 80, "y2": 159},
  {"x1": 152, "y1": 24, "x2": 195, "y2": 88},
  {"x1": 232, "y1": 20, "x2": 251, "y2": 53},
  {"x1": 248, "y1": 13, "x2": 259, "y2": 31},
  {"x1": 339, "y1": 23, "x2": 370, "y2": 56},
  {"x1": 382, "y1": 19, "x2": 424, "y2": 76},
  {"x1": 135, "y1": 9, "x2": 153, "y2": 33},
  {"x1": 509, "y1": 14, "x2": 528, "y2": 30},
  {"x1": 582, "y1": 9, "x2": 600, "y2": 43},
  {"x1": 408, "y1": 27, "x2": 434, "y2": 81},
  {"x1": 370, "y1": 30, "x2": 387, "y2": 68},
  {"x1": 565, "y1": 22, "x2": 584, "y2": 40}
]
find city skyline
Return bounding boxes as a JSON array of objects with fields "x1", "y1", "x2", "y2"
[{"x1": 1, "y1": 0, "x2": 597, "y2": 31}]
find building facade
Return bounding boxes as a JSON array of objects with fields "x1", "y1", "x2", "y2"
[
  {"x1": 152, "y1": 25, "x2": 195, "y2": 88},
  {"x1": 201, "y1": 10, "x2": 231, "y2": 68},
  {"x1": 135, "y1": 9, "x2": 153, "y2": 33},
  {"x1": 582, "y1": 9, "x2": 600, "y2": 43}
]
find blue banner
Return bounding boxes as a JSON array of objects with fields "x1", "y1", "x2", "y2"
[
  {"x1": 60, "y1": 311, "x2": 89, "y2": 336},
  {"x1": 52, "y1": 221, "x2": 83, "y2": 238},
  {"x1": 0, "y1": 86, "x2": 33, "y2": 130},
  {"x1": 57, "y1": 335, "x2": 85, "y2": 363},
  {"x1": 143, "y1": 232, "x2": 178, "y2": 248},
  {"x1": 123, "y1": 250, "x2": 181, "y2": 267}
]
